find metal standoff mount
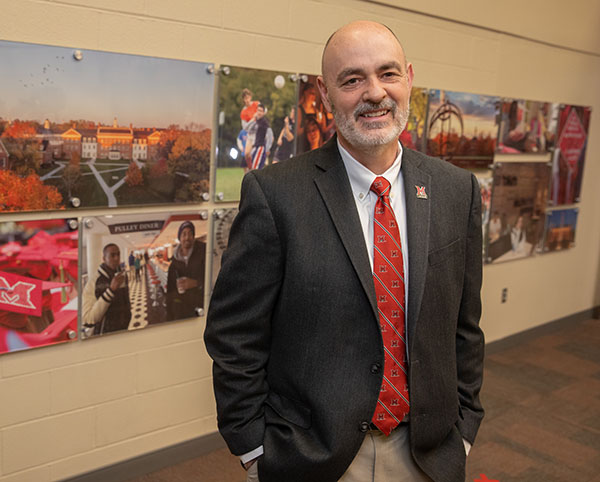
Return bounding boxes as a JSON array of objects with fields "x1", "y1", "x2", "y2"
[
  {"x1": 200, "y1": 211, "x2": 208, "y2": 220},
  {"x1": 70, "y1": 197, "x2": 81, "y2": 208},
  {"x1": 195, "y1": 307, "x2": 205, "y2": 317},
  {"x1": 84, "y1": 218, "x2": 94, "y2": 229},
  {"x1": 73, "y1": 50, "x2": 83, "y2": 61}
]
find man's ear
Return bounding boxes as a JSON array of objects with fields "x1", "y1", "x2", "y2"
[
  {"x1": 406, "y1": 62, "x2": 414, "y2": 91},
  {"x1": 316, "y1": 75, "x2": 332, "y2": 113}
]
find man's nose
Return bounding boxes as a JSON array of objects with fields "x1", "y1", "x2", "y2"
[{"x1": 362, "y1": 78, "x2": 386, "y2": 104}]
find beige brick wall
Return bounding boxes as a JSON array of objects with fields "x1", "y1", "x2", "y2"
[{"x1": 0, "y1": 0, "x2": 598, "y2": 479}]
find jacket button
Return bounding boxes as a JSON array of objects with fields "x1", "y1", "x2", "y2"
[
  {"x1": 370, "y1": 363, "x2": 381, "y2": 374},
  {"x1": 359, "y1": 421, "x2": 370, "y2": 432}
]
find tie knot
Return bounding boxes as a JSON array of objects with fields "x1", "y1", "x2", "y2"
[{"x1": 370, "y1": 176, "x2": 391, "y2": 197}]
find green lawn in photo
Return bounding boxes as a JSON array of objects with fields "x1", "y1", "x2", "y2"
[
  {"x1": 93, "y1": 158, "x2": 129, "y2": 164},
  {"x1": 45, "y1": 168, "x2": 109, "y2": 207},
  {"x1": 114, "y1": 175, "x2": 175, "y2": 206},
  {"x1": 215, "y1": 167, "x2": 245, "y2": 202},
  {"x1": 97, "y1": 165, "x2": 127, "y2": 185}
]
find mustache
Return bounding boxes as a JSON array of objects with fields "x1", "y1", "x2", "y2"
[{"x1": 353, "y1": 99, "x2": 397, "y2": 119}]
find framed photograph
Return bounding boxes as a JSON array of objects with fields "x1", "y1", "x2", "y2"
[
  {"x1": 550, "y1": 105, "x2": 591, "y2": 205},
  {"x1": 399, "y1": 86, "x2": 429, "y2": 152},
  {"x1": 215, "y1": 66, "x2": 298, "y2": 202},
  {"x1": 0, "y1": 40, "x2": 214, "y2": 212},
  {"x1": 486, "y1": 162, "x2": 551, "y2": 263},
  {"x1": 0, "y1": 219, "x2": 78, "y2": 354},
  {"x1": 295, "y1": 74, "x2": 335, "y2": 155},
  {"x1": 211, "y1": 208, "x2": 239, "y2": 291},
  {"x1": 542, "y1": 208, "x2": 578, "y2": 252},
  {"x1": 81, "y1": 211, "x2": 207, "y2": 338},
  {"x1": 496, "y1": 100, "x2": 559, "y2": 154},
  {"x1": 426, "y1": 90, "x2": 499, "y2": 168}
]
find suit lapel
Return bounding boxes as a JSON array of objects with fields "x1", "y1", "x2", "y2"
[
  {"x1": 401, "y1": 150, "x2": 431, "y2": 348},
  {"x1": 313, "y1": 141, "x2": 378, "y2": 320}
]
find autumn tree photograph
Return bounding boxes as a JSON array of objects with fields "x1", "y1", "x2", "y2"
[{"x1": 0, "y1": 39, "x2": 214, "y2": 212}]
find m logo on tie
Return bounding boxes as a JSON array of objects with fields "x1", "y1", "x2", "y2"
[
  {"x1": 370, "y1": 176, "x2": 408, "y2": 435},
  {"x1": 379, "y1": 295, "x2": 387, "y2": 303}
]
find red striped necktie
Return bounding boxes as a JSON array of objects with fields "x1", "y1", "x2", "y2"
[{"x1": 370, "y1": 176, "x2": 409, "y2": 435}]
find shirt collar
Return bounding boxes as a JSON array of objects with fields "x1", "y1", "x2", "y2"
[{"x1": 337, "y1": 139, "x2": 404, "y2": 202}]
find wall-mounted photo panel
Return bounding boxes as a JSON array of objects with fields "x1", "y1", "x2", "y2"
[
  {"x1": 487, "y1": 162, "x2": 551, "y2": 264},
  {"x1": 211, "y1": 208, "x2": 239, "y2": 291},
  {"x1": 295, "y1": 74, "x2": 335, "y2": 155},
  {"x1": 0, "y1": 40, "x2": 214, "y2": 212},
  {"x1": 400, "y1": 86, "x2": 429, "y2": 152},
  {"x1": 81, "y1": 212, "x2": 207, "y2": 338},
  {"x1": 543, "y1": 208, "x2": 578, "y2": 252},
  {"x1": 474, "y1": 170, "x2": 493, "y2": 261},
  {"x1": 426, "y1": 90, "x2": 499, "y2": 168},
  {"x1": 215, "y1": 66, "x2": 298, "y2": 202},
  {"x1": 0, "y1": 219, "x2": 78, "y2": 354},
  {"x1": 497, "y1": 100, "x2": 559, "y2": 154},
  {"x1": 550, "y1": 105, "x2": 591, "y2": 205}
]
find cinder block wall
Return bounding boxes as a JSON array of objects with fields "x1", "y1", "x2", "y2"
[{"x1": 0, "y1": 1, "x2": 598, "y2": 480}]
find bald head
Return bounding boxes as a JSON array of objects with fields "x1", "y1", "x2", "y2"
[{"x1": 321, "y1": 21, "x2": 407, "y2": 83}]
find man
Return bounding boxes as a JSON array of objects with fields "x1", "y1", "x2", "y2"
[
  {"x1": 205, "y1": 20, "x2": 484, "y2": 482},
  {"x1": 82, "y1": 243, "x2": 131, "y2": 335},
  {"x1": 246, "y1": 104, "x2": 273, "y2": 171},
  {"x1": 166, "y1": 221, "x2": 205, "y2": 321}
]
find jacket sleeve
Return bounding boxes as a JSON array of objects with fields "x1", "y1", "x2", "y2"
[
  {"x1": 455, "y1": 173, "x2": 485, "y2": 444},
  {"x1": 204, "y1": 171, "x2": 283, "y2": 456},
  {"x1": 82, "y1": 270, "x2": 112, "y2": 326}
]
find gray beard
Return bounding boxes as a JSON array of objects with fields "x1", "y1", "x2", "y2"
[{"x1": 332, "y1": 98, "x2": 409, "y2": 147}]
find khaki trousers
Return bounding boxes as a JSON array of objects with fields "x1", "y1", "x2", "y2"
[
  {"x1": 339, "y1": 425, "x2": 433, "y2": 481},
  {"x1": 246, "y1": 425, "x2": 432, "y2": 482}
]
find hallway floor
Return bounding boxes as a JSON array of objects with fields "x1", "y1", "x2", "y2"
[{"x1": 128, "y1": 317, "x2": 600, "y2": 482}]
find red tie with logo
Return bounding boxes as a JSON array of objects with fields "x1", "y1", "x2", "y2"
[{"x1": 370, "y1": 176, "x2": 409, "y2": 435}]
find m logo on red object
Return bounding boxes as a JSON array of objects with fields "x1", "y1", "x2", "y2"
[{"x1": 0, "y1": 271, "x2": 42, "y2": 316}]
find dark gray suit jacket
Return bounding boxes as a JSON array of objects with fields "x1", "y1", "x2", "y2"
[{"x1": 204, "y1": 138, "x2": 484, "y2": 482}]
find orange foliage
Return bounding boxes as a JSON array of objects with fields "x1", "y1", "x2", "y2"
[
  {"x1": 1, "y1": 120, "x2": 37, "y2": 139},
  {"x1": 125, "y1": 162, "x2": 143, "y2": 186},
  {"x1": 168, "y1": 129, "x2": 211, "y2": 159},
  {"x1": 0, "y1": 170, "x2": 63, "y2": 212}
]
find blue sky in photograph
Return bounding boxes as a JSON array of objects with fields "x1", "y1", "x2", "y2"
[{"x1": 0, "y1": 40, "x2": 214, "y2": 129}]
